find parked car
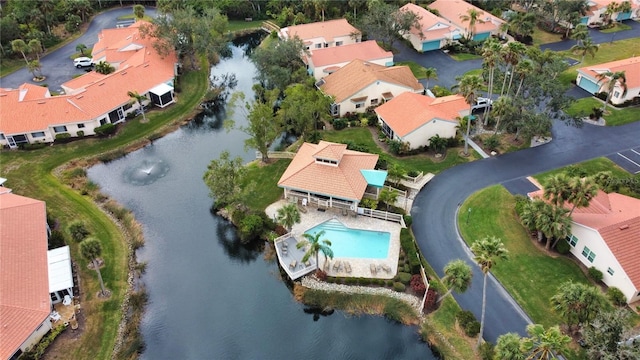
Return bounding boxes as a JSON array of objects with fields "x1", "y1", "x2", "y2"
[
  {"x1": 73, "y1": 57, "x2": 94, "y2": 68},
  {"x1": 472, "y1": 97, "x2": 493, "y2": 111}
]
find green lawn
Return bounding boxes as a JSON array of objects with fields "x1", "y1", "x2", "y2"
[
  {"x1": 0, "y1": 61, "x2": 209, "y2": 360},
  {"x1": 532, "y1": 27, "x2": 563, "y2": 46},
  {"x1": 564, "y1": 97, "x2": 640, "y2": 126},
  {"x1": 396, "y1": 61, "x2": 428, "y2": 79},
  {"x1": 0, "y1": 58, "x2": 24, "y2": 77},
  {"x1": 242, "y1": 159, "x2": 291, "y2": 211},
  {"x1": 599, "y1": 23, "x2": 632, "y2": 33},
  {"x1": 449, "y1": 52, "x2": 482, "y2": 61},
  {"x1": 228, "y1": 20, "x2": 264, "y2": 32},
  {"x1": 458, "y1": 185, "x2": 590, "y2": 328},
  {"x1": 534, "y1": 157, "x2": 632, "y2": 184}
]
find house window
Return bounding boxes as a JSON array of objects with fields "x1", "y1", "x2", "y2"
[
  {"x1": 371, "y1": 99, "x2": 379, "y2": 105},
  {"x1": 613, "y1": 91, "x2": 620, "y2": 98},
  {"x1": 78, "y1": 124, "x2": 85, "y2": 129},
  {"x1": 581, "y1": 246, "x2": 596, "y2": 263},
  {"x1": 336, "y1": 41, "x2": 343, "y2": 46},
  {"x1": 0, "y1": 133, "x2": 5, "y2": 140},
  {"x1": 324, "y1": 43, "x2": 329, "y2": 48},
  {"x1": 566, "y1": 235, "x2": 578, "y2": 247},
  {"x1": 31, "y1": 132, "x2": 45, "y2": 138},
  {"x1": 607, "y1": 267, "x2": 614, "y2": 275},
  {"x1": 53, "y1": 126, "x2": 67, "y2": 133},
  {"x1": 331, "y1": 103, "x2": 340, "y2": 116},
  {"x1": 355, "y1": 102, "x2": 364, "y2": 109},
  {"x1": 315, "y1": 43, "x2": 322, "y2": 49}
]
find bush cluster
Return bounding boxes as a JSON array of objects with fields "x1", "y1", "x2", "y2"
[
  {"x1": 68, "y1": 221, "x2": 90, "y2": 242},
  {"x1": 410, "y1": 274, "x2": 426, "y2": 295},
  {"x1": 588, "y1": 266, "x2": 603, "y2": 282},
  {"x1": 55, "y1": 133, "x2": 71, "y2": 141},
  {"x1": 332, "y1": 118, "x2": 347, "y2": 130},
  {"x1": 400, "y1": 229, "x2": 420, "y2": 274},
  {"x1": 95, "y1": 123, "x2": 117, "y2": 137},
  {"x1": 456, "y1": 310, "x2": 480, "y2": 337},
  {"x1": 606, "y1": 287, "x2": 626, "y2": 306},
  {"x1": 393, "y1": 282, "x2": 406, "y2": 292},
  {"x1": 395, "y1": 272, "x2": 412, "y2": 284},
  {"x1": 48, "y1": 229, "x2": 67, "y2": 249},
  {"x1": 555, "y1": 239, "x2": 570, "y2": 254}
]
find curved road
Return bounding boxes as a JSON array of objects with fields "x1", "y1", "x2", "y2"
[
  {"x1": 0, "y1": 6, "x2": 157, "y2": 90},
  {"x1": 413, "y1": 119, "x2": 640, "y2": 342}
]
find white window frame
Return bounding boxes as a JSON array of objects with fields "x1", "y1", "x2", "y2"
[
  {"x1": 31, "y1": 131, "x2": 45, "y2": 138},
  {"x1": 581, "y1": 246, "x2": 596, "y2": 263},
  {"x1": 53, "y1": 126, "x2": 67, "y2": 133},
  {"x1": 607, "y1": 267, "x2": 614, "y2": 275},
  {"x1": 355, "y1": 102, "x2": 365, "y2": 109},
  {"x1": 567, "y1": 234, "x2": 578, "y2": 247}
]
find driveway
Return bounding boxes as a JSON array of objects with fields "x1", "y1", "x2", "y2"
[
  {"x1": 412, "y1": 116, "x2": 640, "y2": 342},
  {"x1": 0, "y1": 6, "x2": 157, "y2": 91},
  {"x1": 540, "y1": 19, "x2": 640, "y2": 52},
  {"x1": 394, "y1": 41, "x2": 482, "y2": 89}
]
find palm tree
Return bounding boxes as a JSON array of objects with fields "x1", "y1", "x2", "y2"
[
  {"x1": 81, "y1": 238, "x2": 107, "y2": 296},
  {"x1": 501, "y1": 41, "x2": 526, "y2": 96},
  {"x1": 508, "y1": 12, "x2": 536, "y2": 40},
  {"x1": 481, "y1": 38, "x2": 502, "y2": 125},
  {"x1": 27, "y1": 60, "x2": 43, "y2": 79},
  {"x1": 297, "y1": 230, "x2": 334, "y2": 274},
  {"x1": 471, "y1": 236, "x2": 508, "y2": 349},
  {"x1": 76, "y1": 43, "x2": 88, "y2": 56},
  {"x1": 520, "y1": 199, "x2": 549, "y2": 242},
  {"x1": 429, "y1": 134, "x2": 448, "y2": 155},
  {"x1": 127, "y1": 90, "x2": 149, "y2": 122},
  {"x1": 570, "y1": 37, "x2": 598, "y2": 63},
  {"x1": 28, "y1": 39, "x2": 43, "y2": 61},
  {"x1": 491, "y1": 95, "x2": 514, "y2": 134},
  {"x1": 550, "y1": 281, "x2": 609, "y2": 333},
  {"x1": 596, "y1": 70, "x2": 627, "y2": 111},
  {"x1": 514, "y1": 58, "x2": 534, "y2": 98},
  {"x1": 457, "y1": 74, "x2": 483, "y2": 156},
  {"x1": 276, "y1": 203, "x2": 300, "y2": 231},
  {"x1": 11, "y1": 39, "x2": 31, "y2": 67},
  {"x1": 423, "y1": 67, "x2": 438, "y2": 90},
  {"x1": 494, "y1": 333, "x2": 526, "y2": 360},
  {"x1": 566, "y1": 177, "x2": 598, "y2": 216},
  {"x1": 520, "y1": 324, "x2": 571, "y2": 360},
  {"x1": 543, "y1": 174, "x2": 572, "y2": 208},
  {"x1": 378, "y1": 188, "x2": 398, "y2": 211},
  {"x1": 95, "y1": 61, "x2": 115, "y2": 75},
  {"x1": 570, "y1": 24, "x2": 589, "y2": 46},
  {"x1": 541, "y1": 205, "x2": 571, "y2": 250},
  {"x1": 459, "y1": 8, "x2": 485, "y2": 41},
  {"x1": 437, "y1": 259, "x2": 472, "y2": 303}
]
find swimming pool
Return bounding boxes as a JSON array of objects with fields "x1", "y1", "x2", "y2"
[{"x1": 304, "y1": 219, "x2": 390, "y2": 259}]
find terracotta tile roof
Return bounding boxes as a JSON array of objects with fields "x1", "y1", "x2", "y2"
[
  {"x1": 428, "y1": 0, "x2": 505, "y2": 34},
  {"x1": 18, "y1": 83, "x2": 50, "y2": 101},
  {"x1": 529, "y1": 188, "x2": 640, "y2": 289},
  {"x1": 577, "y1": 56, "x2": 640, "y2": 90},
  {"x1": 401, "y1": 3, "x2": 460, "y2": 39},
  {"x1": 282, "y1": 19, "x2": 360, "y2": 43},
  {"x1": 0, "y1": 192, "x2": 50, "y2": 359},
  {"x1": 278, "y1": 141, "x2": 378, "y2": 201},
  {"x1": 0, "y1": 21, "x2": 176, "y2": 136},
  {"x1": 375, "y1": 92, "x2": 467, "y2": 136},
  {"x1": 308, "y1": 40, "x2": 392, "y2": 67},
  {"x1": 319, "y1": 59, "x2": 423, "y2": 103}
]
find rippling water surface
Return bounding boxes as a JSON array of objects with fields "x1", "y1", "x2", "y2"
[{"x1": 88, "y1": 33, "x2": 435, "y2": 360}]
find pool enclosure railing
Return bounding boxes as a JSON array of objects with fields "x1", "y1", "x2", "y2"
[{"x1": 357, "y1": 207, "x2": 406, "y2": 228}]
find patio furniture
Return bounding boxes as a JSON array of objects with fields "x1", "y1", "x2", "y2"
[
  {"x1": 304, "y1": 260, "x2": 312, "y2": 267},
  {"x1": 50, "y1": 311, "x2": 61, "y2": 322},
  {"x1": 370, "y1": 263, "x2": 377, "y2": 275},
  {"x1": 345, "y1": 262, "x2": 352, "y2": 273},
  {"x1": 63, "y1": 295, "x2": 72, "y2": 306},
  {"x1": 289, "y1": 260, "x2": 297, "y2": 269},
  {"x1": 381, "y1": 264, "x2": 391, "y2": 273}
]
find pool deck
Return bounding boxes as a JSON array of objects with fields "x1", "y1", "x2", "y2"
[{"x1": 266, "y1": 200, "x2": 401, "y2": 280}]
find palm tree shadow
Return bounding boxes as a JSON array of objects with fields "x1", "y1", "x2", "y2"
[{"x1": 303, "y1": 306, "x2": 335, "y2": 322}]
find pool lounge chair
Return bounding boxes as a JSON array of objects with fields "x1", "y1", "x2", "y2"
[
  {"x1": 345, "y1": 262, "x2": 352, "y2": 273},
  {"x1": 333, "y1": 260, "x2": 341, "y2": 271},
  {"x1": 381, "y1": 264, "x2": 391, "y2": 273},
  {"x1": 289, "y1": 260, "x2": 297, "y2": 269},
  {"x1": 370, "y1": 263, "x2": 377, "y2": 275}
]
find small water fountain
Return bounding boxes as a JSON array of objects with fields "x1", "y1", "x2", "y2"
[{"x1": 123, "y1": 158, "x2": 170, "y2": 186}]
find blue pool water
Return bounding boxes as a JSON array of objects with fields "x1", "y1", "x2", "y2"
[{"x1": 304, "y1": 219, "x2": 390, "y2": 259}]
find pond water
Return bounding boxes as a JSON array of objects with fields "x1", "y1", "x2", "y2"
[{"x1": 88, "y1": 33, "x2": 435, "y2": 360}]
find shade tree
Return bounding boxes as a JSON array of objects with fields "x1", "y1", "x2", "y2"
[
  {"x1": 437, "y1": 259, "x2": 473, "y2": 303},
  {"x1": 203, "y1": 150, "x2": 248, "y2": 208},
  {"x1": 358, "y1": 0, "x2": 422, "y2": 50}
]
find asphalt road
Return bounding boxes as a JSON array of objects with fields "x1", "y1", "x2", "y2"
[
  {"x1": 540, "y1": 19, "x2": 640, "y2": 52},
  {"x1": 412, "y1": 117, "x2": 640, "y2": 343},
  {"x1": 0, "y1": 6, "x2": 157, "y2": 91}
]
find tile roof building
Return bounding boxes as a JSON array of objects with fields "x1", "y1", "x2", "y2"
[
  {"x1": 279, "y1": 19, "x2": 361, "y2": 51},
  {"x1": 529, "y1": 188, "x2": 640, "y2": 303},
  {"x1": 576, "y1": 56, "x2": 640, "y2": 105},
  {"x1": 278, "y1": 141, "x2": 382, "y2": 209},
  {"x1": 428, "y1": 0, "x2": 505, "y2": 41},
  {"x1": 0, "y1": 21, "x2": 177, "y2": 149},
  {"x1": 305, "y1": 40, "x2": 393, "y2": 80},
  {"x1": 581, "y1": 0, "x2": 640, "y2": 25},
  {"x1": 400, "y1": 3, "x2": 463, "y2": 52},
  {"x1": 318, "y1": 59, "x2": 424, "y2": 117},
  {"x1": 0, "y1": 191, "x2": 51, "y2": 360},
  {"x1": 375, "y1": 92, "x2": 469, "y2": 149}
]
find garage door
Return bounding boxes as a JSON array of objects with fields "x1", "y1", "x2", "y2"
[
  {"x1": 578, "y1": 76, "x2": 600, "y2": 94},
  {"x1": 422, "y1": 40, "x2": 440, "y2": 52},
  {"x1": 617, "y1": 12, "x2": 631, "y2": 21}
]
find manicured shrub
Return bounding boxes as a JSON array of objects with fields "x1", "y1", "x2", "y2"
[
  {"x1": 555, "y1": 239, "x2": 570, "y2": 254},
  {"x1": 332, "y1": 118, "x2": 347, "y2": 130},
  {"x1": 514, "y1": 195, "x2": 529, "y2": 217},
  {"x1": 95, "y1": 123, "x2": 117, "y2": 136},
  {"x1": 456, "y1": 310, "x2": 480, "y2": 337},
  {"x1": 403, "y1": 215, "x2": 412, "y2": 227},
  {"x1": 393, "y1": 282, "x2": 406, "y2": 292},
  {"x1": 410, "y1": 274, "x2": 426, "y2": 295},
  {"x1": 484, "y1": 134, "x2": 500, "y2": 151},
  {"x1": 67, "y1": 221, "x2": 90, "y2": 242},
  {"x1": 21, "y1": 142, "x2": 47, "y2": 150},
  {"x1": 48, "y1": 229, "x2": 66, "y2": 249},
  {"x1": 55, "y1": 133, "x2": 71, "y2": 140},
  {"x1": 238, "y1": 214, "x2": 265, "y2": 244},
  {"x1": 479, "y1": 341, "x2": 495, "y2": 360},
  {"x1": 607, "y1": 287, "x2": 626, "y2": 306},
  {"x1": 403, "y1": 264, "x2": 410, "y2": 273},
  {"x1": 588, "y1": 266, "x2": 603, "y2": 282},
  {"x1": 464, "y1": 320, "x2": 481, "y2": 337},
  {"x1": 76, "y1": 130, "x2": 85, "y2": 137},
  {"x1": 386, "y1": 280, "x2": 394, "y2": 287},
  {"x1": 395, "y1": 272, "x2": 412, "y2": 284},
  {"x1": 400, "y1": 229, "x2": 421, "y2": 274}
]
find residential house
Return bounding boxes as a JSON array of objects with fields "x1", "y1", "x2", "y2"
[
  {"x1": 0, "y1": 190, "x2": 52, "y2": 360},
  {"x1": 317, "y1": 59, "x2": 424, "y2": 117},
  {"x1": 581, "y1": 0, "x2": 640, "y2": 25},
  {"x1": 375, "y1": 92, "x2": 469, "y2": 149},
  {"x1": 576, "y1": 56, "x2": 640, "y2": 105},
  {"x1": 0, "y1": 20, "x2": 177, "y2": 149},
  {"x1": 428, "y1": 0, "x2": 505, "y2": 41},
  {"x1": 400, "y1": 3, "x2": 463, "y2": 52},
  {"x1": 529, "y1": 189, "x2": 640, "y2": 304},
  {"x1": 279, "y1": 19, "x2": 361, "y2": 51},
  {"x1": 305, "y1": 40, "x2": 393, "y2": 80},
  {"x1": 278, "y1": 141, "x2": 386, "y2": 210}
]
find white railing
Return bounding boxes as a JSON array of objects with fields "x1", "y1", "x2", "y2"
[
  {"x1": 255, "y1": 151, "x2": 296, "y2": 159},
  {"x1": 357, "y1": 207, "x2": 406, "y2": 227},
  {"x1": 383, "y1": 185, "x2": 407, "y2": 198},
  {"x1": 404, "y1": 171, "x2": 424, "y2": 184}
]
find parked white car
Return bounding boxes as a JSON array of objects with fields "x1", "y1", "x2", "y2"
[
  {"x1": 73, "y1": 57, "x2": 94, "y2": 68},
  {"x1": 472, "y1": 97, "x2": 493, "y2": 111}
]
